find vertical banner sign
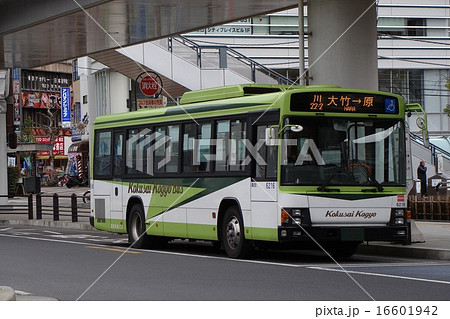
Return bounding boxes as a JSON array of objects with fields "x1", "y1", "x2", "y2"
[
  {"x1": 12, "y1": 68, "x2": 21, "y2": 126},
  {"x1": 61, "y1": 87, "x2": 71, "y2": 127}
]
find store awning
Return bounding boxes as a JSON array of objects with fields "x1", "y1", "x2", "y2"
[
  {"x1": 68, "y1": 141, "x2": 89, "y2": 153},
  {"x1": 36, "y1": 155, "x2": 67, "y2": 160}
]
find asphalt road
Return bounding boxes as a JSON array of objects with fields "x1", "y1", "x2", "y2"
[{"x1": 1, "y1": 225, "x2": 450, "y2": 301}]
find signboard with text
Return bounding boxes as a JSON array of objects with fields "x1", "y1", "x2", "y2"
[
  {"x1": 139, "y1": 73, "x2": 162, "y2": 97},
  {"x1": 61, "y1": 87, "x2": 71, "y2": 127},
  {"x1": 36, "y1": 136, "x2": 65, "y2": 157},
  {"x1": 137, "y1": 96, "x2": 167, "y2": 109},
  {"x1": 22, "y1": 91, "x2": 61, "y2": 108},
  {"x1": 290, "y1": 92, "x2": 399, "y2": 114},
  {"x1": 12, "y1": 68, "x2": 20, "y2": 125}
]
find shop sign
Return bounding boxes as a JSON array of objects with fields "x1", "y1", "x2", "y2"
[
  {"x1": 12, "y1": 68, "x2": 21, "y2": 125},
  {"x1": 22, "y1": 91, "x2": 61, "y2": 109},
  {"x1": 139, "y1": 73, "x2": 162, "y2": 97},
  {"x1": 137, "y1": 96, "x2": 167, "y2": 109},
  {"x1": 36, "y1": 136, "x2": 65, "y2": 156},
  {"x1": 61, "y1": 87, "x2": 71, "y2": 127}
]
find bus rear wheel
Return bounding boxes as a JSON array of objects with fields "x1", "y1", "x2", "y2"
[
  {"x1": 221, "y1": 206, "x2": 253, "y2": 258},
  {"x1": 128, "y1": 204, "x2": 148, "y2": 249}
]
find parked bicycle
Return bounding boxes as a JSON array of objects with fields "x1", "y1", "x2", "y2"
[{"x1": 82, "y1": 190, "x2": 90, "y2": 204}]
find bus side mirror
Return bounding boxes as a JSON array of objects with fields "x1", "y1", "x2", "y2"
[{"x1": 265, "y1": 127, "x2": 278, "y2": 146}]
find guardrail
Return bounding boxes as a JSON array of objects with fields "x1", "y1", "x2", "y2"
[
  {"x1": 410, "y1": 133, "x2": 450, "y2": 160},
  {"x1": 408, "y1": 195, "x2": 450, "y2": 220},
  {"x1": 165, "y1": 35, "x2": 295, "y2": 85},
  {"x1": 0, "y1": 193, "x2": 90, "y2": 222}
]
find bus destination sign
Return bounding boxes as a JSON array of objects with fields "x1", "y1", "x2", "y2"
[{"x1": 290, "y1": 92, "x2": 399, "y2": 114}]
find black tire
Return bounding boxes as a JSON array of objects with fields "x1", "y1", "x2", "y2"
[
  {"x1": 82, "y1": 190, "x2": 90, "y2": 204},
  {"x1": 324, "y1": 241, "x2": 361, "y2": 259},
  {"x1": 211, "y1": 241, "x2": 222, "y2": 250},
  {"x1": 220, "y1": 206, "x2": 253, "y2": 258},
  {"x1": 128, "y1": 204, "x2": 148, "y2": 248}
]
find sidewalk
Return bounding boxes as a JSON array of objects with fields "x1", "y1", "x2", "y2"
[
  {"x1": 1, "y1": 189, "x2": 450, "y2": 260},
  {"x1": 1, "y1": 186, "x2": 93, "y2": 231},
  {"x1": 357, "y1": 221, "x2": 450, "y2": 260}
]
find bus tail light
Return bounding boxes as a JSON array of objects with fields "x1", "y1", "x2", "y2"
[{"x1": 406, "y1": 210, "x2": 411, "y2": 219}]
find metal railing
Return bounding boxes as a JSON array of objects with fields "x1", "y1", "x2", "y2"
[
  {"x1": 0, "y1": 193, "x2": 90, "y2": 223},
  {"x1": 410, "y1": 132, "x2": 450, "y2": 175},
  {"x1": 410, "y1": 132, "x2": 450, "y2": 160},
  {"x1": 160, "y1": 35, "x2": 295, "y2": 85}
]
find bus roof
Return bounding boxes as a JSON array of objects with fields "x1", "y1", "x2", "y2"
[{"x1": 94, "y1": 84, "x2": 404, "y2": 128}]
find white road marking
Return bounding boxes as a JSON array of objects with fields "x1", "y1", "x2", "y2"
[
  {"x1": 14, "y1": 290, "x2": 32, "y2": 296},
  {"x1": 308, "y1": 266, "x2": 450, "y2": 285},
  {"x1": 43, "y1": 230, "x2": 62, "y2": 235},
  {"x1": 0, "y1": 227, "x2": 12, "y2": 231},
  {"x1": 112, "y1": 239, "x2": 128, "y2": 244}
]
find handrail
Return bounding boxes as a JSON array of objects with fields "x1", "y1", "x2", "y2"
[
  {"x1": 168, "y1": 35, "x2": 295, "y2": 85},
  {"x1": 410, "y1": 132, "x2": 450, "y2": 160}
]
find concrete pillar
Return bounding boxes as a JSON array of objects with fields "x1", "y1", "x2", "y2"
[
  {"x1": 0, "y1": 114, "x2": 7, "y2": 204},
  {"x1": 307, "y1": 0, "x2": 378, "y2": 90}
]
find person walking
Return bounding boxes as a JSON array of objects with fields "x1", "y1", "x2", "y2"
[{"x1": 417, "y1": 160, "x2": 427, "y2": 197}]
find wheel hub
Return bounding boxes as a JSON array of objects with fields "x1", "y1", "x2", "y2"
[{"x1": 225, "y1": 217, "x2": 241, "y2": 249}]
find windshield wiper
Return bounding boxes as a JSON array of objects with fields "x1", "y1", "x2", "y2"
[
  {"x1": 317, "y1": 167, "x2": 344, "y2": 192},
  {"x1": 349, "y1": 159, "x2": 384, "y2": 192}
]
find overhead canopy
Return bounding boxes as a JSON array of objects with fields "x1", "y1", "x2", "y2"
[
  {"x1": 0, "y1": 0, "x2": 298, "y2": 68},
  {"x1": 68, "y1": 141, "x2": 89, "y2": 153}
]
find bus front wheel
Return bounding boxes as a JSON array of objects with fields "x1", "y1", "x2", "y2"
[
  {"x1": 325, "y1": 241, "x2": 361, "y2": 259},
  {"x1": 221, "y1": 206, "x2": 253, "y2": 258},
  {"x1": 128, "y1": 204, "x2": 148, "y2": 249}
]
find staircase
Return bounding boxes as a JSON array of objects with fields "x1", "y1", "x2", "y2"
[
  {"x1": 410, "y1": 133, "x2": 450, "y2": 175},
  {"x1": 116, "y1": 35, "x2": 294, "y2": 90}
]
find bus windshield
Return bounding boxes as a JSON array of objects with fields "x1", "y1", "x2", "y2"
[{"x1": 280, "y1": 117, "x2": 406, "y2": 188}]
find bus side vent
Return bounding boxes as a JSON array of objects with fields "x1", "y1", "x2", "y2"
[{"x1": 95, "y1": 199, "x2": 106, "y2": 222}]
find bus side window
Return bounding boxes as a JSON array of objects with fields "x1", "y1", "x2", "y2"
[
  {"x1": 94, "y1": 131, "x2": 112, "y2": 177},
  {"x1": 166, "y1": 125, "x2": 180, "y2": 173},
  {"x1": 256, "y1": 125, "x2": 277, "y2": 180},
  {"x1": 215, "y1": 119, "x2": 247, "y2": 172},
  {"x1": 154, "y1": 126, "x2": 166, "y2": 174},
  {"x1": 230, "y1": 120, "x2": 246, "y2": 172},
  {"x1": 196, "y1": 123, "x2": 211, "y2": 172},
  {"x1": 215, "y1": 120, "x2": 230, "y2": 172},
  {"x1": 183, "y1": 123, "x2": 197, "y2": 172},
  {"x1": 113, "y1": 132, "x2": 123, "y2": 178}
]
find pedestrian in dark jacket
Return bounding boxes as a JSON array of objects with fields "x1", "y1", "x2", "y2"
[{"x1": 417, "y1": 160, "x2": 427, "y2": 196}]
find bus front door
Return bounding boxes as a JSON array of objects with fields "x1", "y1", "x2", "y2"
[{"x1": 111, "y1": 131, "x2": 125, "y2": 232}]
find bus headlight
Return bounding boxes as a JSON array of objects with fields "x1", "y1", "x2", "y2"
[
  {"x1": 394, "y1": 209, "x2": 404, "y2": 217},
  {"x1": 394, "y1": 217, "x2": 404, "y2": 225},
  {"x1": 291, "y1": 209, "x2": 302, "y2": 217}
]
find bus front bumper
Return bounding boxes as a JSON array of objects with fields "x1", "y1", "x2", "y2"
[{"x1": 277, "y1": 225, "x2": 408, "y2": 243}]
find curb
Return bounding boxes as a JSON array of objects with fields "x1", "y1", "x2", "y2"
[
  {"x1": 0, "y1": 286, "x2": 58, "y2": 301},
  {"x1": 357, "y1": 243, "x2": 450, "y2": 261},
  {"x1": 0, "y1": 286, "x2": 16, "y2": 301},
  {"x1": 0, "y1": 219, "x2": 94, "y2": 231}
]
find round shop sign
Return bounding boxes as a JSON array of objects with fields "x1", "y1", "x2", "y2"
[{"x1": 139, "y1": 73, "x2": 163, "y2": 97}]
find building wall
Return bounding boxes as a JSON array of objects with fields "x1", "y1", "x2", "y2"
[{"x1": 184, "y1": 2, "x2": 450, "y2": 135}]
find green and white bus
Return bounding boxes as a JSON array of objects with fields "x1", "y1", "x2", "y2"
[{"x1": 90, "y1": 84, "x2": 410, "y2": 258}]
